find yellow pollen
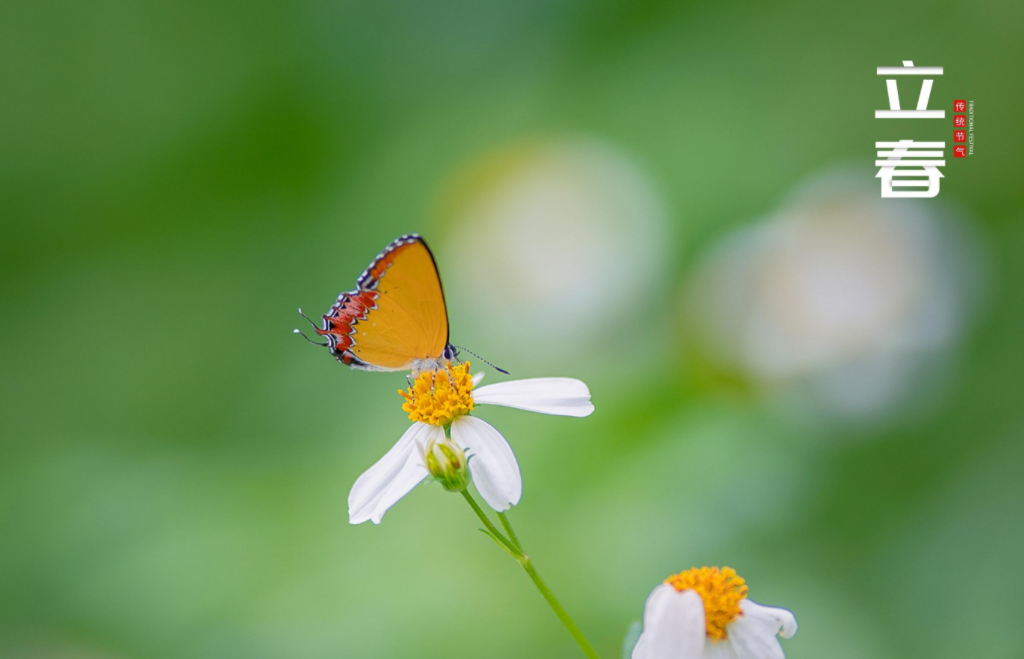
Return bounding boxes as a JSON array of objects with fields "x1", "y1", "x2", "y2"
[
  {"x1": 399, "y1": 362, "x2": 475, "y2": 426},
  {"x1": 664, "y1": 566, "x2": 747, "y2": 641}
]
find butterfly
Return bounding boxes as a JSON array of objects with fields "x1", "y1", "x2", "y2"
[{"x1": 297, "y1": 234, "x2": 462, "y2": 376}]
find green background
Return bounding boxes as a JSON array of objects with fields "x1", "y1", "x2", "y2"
[{"x1": 2, "y1": 1, "x2": 1022, "y2": 658}]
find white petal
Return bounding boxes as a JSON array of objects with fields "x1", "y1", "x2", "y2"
[
  {"x1": 472, "y1": 371, "x2": 486, "y2": 387},
  {"x1": 640, "y1": 585, "x2": 706, "y2": 659},
  {"x1": 717, "y1": 600, "x2": 796, "y2": 659},
  {"x1": 473, "y1": 378, "x2": 594, "y2": 417},
  {"x1": 631, "y1": 633, "x2": 648, "y2": 659},
  {"x1": 701, "y1": 641, "x2": 739, "y2": 659},
  {"x1": 451, "y1": 415, "x2": 522, "y2": 511},
  {"x1": 719, "y1": 623, "x2": 781, "y2": 659},
  {"x1": 740, "y1": 600, "x2": 797, "y2": 639},
  {"x1": 348, "y1": 423, "x2": 434, "y2": 525},
  {"x1": 368, "y1": 448, "x2": 431, "y2": 524}
]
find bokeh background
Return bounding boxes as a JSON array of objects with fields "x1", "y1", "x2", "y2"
[{"x1": 2, "y1": 2, "x2": 1022, "y2": 658}]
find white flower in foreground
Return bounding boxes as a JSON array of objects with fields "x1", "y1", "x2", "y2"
[
  {"x1": 348, "y1": 362, "x2": 594, "y2": 524},
  {"x1": 633, "y1": 567, "x2": 796, "y2": 659}
]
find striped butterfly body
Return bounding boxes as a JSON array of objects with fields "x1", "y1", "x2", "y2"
[{"x1": 300, "y1": 235, "x2": 456, "y2": 376}]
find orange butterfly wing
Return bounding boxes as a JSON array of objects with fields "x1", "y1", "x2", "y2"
[{"x1": 316, "y1": 235, "x2": 450, "y2": 371}]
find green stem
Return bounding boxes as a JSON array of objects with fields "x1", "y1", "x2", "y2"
[
  {"x1": 519, "y1": 555, "x2": 602, "y2": 659},
  {"x1": 461, "y1": 492, "x2": 602, "y2": 659},
  {"x1": 460, "y1": 490, "x2": 517, "y2": 555},
  {"x1": 497, "y1": 511, "x2": 522, "y2": 552}
]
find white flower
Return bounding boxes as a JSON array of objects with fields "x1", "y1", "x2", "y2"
[
  {"x1": 442, "y1": 139, "x2": 669, "y2": 362},
  {"x1": 348, "y1": 362, "x2": 593, "y2": 524},
  {"x1": 683, "y1": 171, "x2": 983, "y2": 420},
  {"x1": 633, "y1": 567, "x2": 796, "y2": 659}
]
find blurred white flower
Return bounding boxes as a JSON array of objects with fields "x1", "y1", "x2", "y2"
[
  {"x1": 633, "y1": 567, "x2": 796, "y2": 659},
  {"x1": 440, "y1": 139, "x2": 669, "y2": 362},
  {"x1": 348, "y1": 362, "x2": 593, "y2": 524},
  {"x1": 684, "y1": 171, "x2": 984, "y2": 419}
]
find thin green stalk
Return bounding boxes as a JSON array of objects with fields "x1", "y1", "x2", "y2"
[
  {"x1": 460, "y1": 490, "x2": 517, "y2": 555},
  {"x1": 519, "y1": 555, "x2": 602, "y2": 659},
  {"x1": 496, "y1": 511, "x2": 522, "y2": 552},
  {"x1": 461, "y1": 492, "x2": 602, "y2": 659}
]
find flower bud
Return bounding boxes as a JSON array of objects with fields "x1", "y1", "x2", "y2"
[
  {"x1": 421, "y1": 440, "x2": 468, "y2": 491},
  {"x1": 424, "y1": 437, "x2": 470, "y2": 493}
]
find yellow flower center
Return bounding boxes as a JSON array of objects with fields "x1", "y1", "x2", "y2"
[
  {"x1": 664, "y1": 566, "x2": 748, "y2": 641},
  {"x1": 399, "y1": 362, "x2": 475, "y2": 426}
]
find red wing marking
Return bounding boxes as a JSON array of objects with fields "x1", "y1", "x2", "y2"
[
  {"x1": 314, "y1": 234, "x2": 426, "y2": 367},
  {"x1": 316, "y1": 289, "x2": 379, "y2": 353}
]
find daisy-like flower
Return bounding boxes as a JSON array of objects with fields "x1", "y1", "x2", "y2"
[
  {"x1": 633, "y1": 567, "x2": 797, "y2": 659},
  {"x1": 348, "y1": 362, "x2": 594, "y2": 524}
]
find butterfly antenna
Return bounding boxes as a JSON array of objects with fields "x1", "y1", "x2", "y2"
[
  {"x1": 293, "y1": 328, "x2": 328, "y2": 347},
  {"x1": 297, "y1": 308, "x2": 320, "y2": 329},
  {"x1": 451, "y1": 345, "x2": 509, "y2": 375}
]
